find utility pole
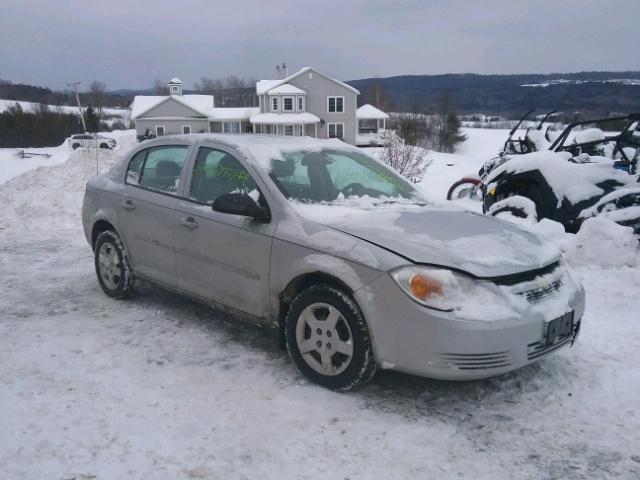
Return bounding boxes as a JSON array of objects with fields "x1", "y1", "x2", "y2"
[{"x1": 67, "y1": 81, "x2": 86, "y2": 132}]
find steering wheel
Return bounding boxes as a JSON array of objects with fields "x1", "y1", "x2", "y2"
[{"x1": 341, "y1": 182, "x2": 366, "y2": 197}]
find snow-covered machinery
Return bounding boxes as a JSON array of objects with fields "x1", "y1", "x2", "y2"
[
  {"x1": 482, "y1": 114, "x2": 640, "y2": 233},
  {"x1": 446, "y1": 109, "x2": 558, "y2": 201}
]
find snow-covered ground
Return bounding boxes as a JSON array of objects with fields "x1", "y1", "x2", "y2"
[
  {"x1": 0, "y1": 130, "x2": 132, "y2": 186},
  {"x1": 1, "y1": 129, "x2": 639, "y2": 479},
  {"x1": 0, "y1": 98, "x2": 130, "y2": 126}
]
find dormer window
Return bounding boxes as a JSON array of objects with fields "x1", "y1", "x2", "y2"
[
  {"x1": 272, "y1": 97, "x2": 278, "y2": 112},
  {"x1": 283, "y1": 97, "x2": 294, "y2": 112},
  {"x1": 170, "y1": 85, "x2": 180, "y2": 95}
]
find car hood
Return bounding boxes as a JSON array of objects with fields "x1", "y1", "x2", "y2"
[{"x1": 294, "y1": 203, "x2": 560, "y2": 278}]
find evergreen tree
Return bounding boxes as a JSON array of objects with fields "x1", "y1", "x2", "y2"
[
  {"x1": 436, "y1": 92, "x2": 467, "y2": 153},
  {"x1": 85, "y1": 106, "x2": 100, "y2": 132}
]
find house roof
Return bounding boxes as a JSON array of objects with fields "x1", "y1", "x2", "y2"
[
  {"x1": 168, "y1": 77, "x2": 183, "y2": 84},
  {"x1": 256, "y1": 67, "x2": 360, "y2": 95},
  {"x1": 249, "y1": 112, "x2": 321, "y2": 125},
  {"x1": 209, "y1": 107, "x2": 259, "y2": 121},
  {"x1": 356, "y1": 104, "x2": 389, "y2": 120},
  {"x1": 131, "y1": 94, "x2": 213, "y2": 119},
  {"x1": 267, "y1": 84, "x2": 307, "y2": 95}
]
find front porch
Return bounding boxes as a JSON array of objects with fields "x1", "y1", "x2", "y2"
[
  {"x1": 250, "y1": 112, "x2": 321, "y2": 137},
  {"x1": 356, "y1": 104, "x2": 390, "y2": 146}
]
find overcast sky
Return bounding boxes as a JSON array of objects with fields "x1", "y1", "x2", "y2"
[{"x1": 1, "y1": 0, "x2": 639, "y2": 90}]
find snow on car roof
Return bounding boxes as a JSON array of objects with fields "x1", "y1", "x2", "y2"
[{"x1": 132, "y1": 133, "x2": 361, "y2": 172}]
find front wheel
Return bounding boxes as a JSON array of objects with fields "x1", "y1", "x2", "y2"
[
  {"x1": 285, "y1": 285, "x2": 376, "y2": 391},
  {"x1": 94, "y1": 230, "x2": 134, "y2": 299}
]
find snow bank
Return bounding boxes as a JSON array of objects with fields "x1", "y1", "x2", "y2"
[
  {"x1": 0, "y1": 131, "x2": 137, "y2": 231},
  {"x1": 566, "y1": 217, "x2": 640, "y2": 268}
]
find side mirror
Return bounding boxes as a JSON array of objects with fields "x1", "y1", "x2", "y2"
[{"x1": 212, "y1": 193, "x2": 271, "y2": 223}]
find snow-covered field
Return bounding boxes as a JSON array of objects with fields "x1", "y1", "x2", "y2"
[
  {"x1": 0, "y1": 98, "x2": 130, "y2": 126},
  {"x1": 1, "y1": 129, "x2": 639, "y2": 479}
]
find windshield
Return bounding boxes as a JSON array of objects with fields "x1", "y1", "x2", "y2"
[{"x1": 269, "y1": 149, "x2": 419, "y2": 203}]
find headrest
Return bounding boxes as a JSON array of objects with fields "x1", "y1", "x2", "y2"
[
  {"x1": 156, "y1": 160, "x2": 181, "y2": 177},
  {"x1": 271, "y1": 158, "x2": 295, "y2": 177}
]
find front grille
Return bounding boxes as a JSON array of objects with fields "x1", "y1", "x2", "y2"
[
  {"x1": 490, "y1": 261, "x2": 559, "y2": 286},
  {"x1": 517, "y1": 278, "x2": 563, "y2": 303},
  {"x1": 527, "y1": 336, "x2": 571, "y2": 361},
  {"x1": 438, "y1": 351, "x2": 511, "y2": 370}
]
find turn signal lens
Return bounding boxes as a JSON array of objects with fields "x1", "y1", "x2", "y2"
[{"x1": 409, "y1": 274, "x2": 443, "y2": 300}]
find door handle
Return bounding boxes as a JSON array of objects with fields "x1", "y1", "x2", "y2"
[
  {"x1": 122, "y1": 199, "x2": 135, "y2": 211},
  {"x1": 179, "y1": 216, "x2": 199, "y2": 230}
]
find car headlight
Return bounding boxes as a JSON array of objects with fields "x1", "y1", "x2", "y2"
[
  {"x1": 391, "y1": 266, "x2": 484, "y2": 312},
  {"x1": 391, "y1": 265, "x2": 531, "y2": 320}
]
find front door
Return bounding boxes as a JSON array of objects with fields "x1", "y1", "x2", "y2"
[
  {"x1": 173, "y1": 146, "x2": 274, "y2": 318},
  {"x1": 118, "y1": 145, "x2": 189, "y2": 287}
]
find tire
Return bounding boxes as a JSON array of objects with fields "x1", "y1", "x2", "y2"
[
  {"x1": 100, "y1": 143, "x2": 109, "y2": 149},
  {"x1": 447, "y1": 178, "x2": 481, "y2": 200},
  {"x1": 94, "y1": 230, "x2": 134, "y2": 299},
  {"x1": 285, "y1": 285, "x2": 376, "y2": 391},
  {"x1": 72, "y1": 143, "x2": 80, "y2": 150}
]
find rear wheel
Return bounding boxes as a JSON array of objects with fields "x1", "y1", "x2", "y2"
[
  {"x1": 447, "y1": 178, "x2": 482, "y2": 200},
  {"x1": 94, "y1": 230, "x2": 134, "y2": 299},
  {"x1": 100, "y1": 143, "x2": 109, "y2": 149},
  {"x1": 72, "y1": 143, "x2": 80, "y2": 150},
  {"x1": 285, "y1": 285, "x2": 376, "y2": 391}
]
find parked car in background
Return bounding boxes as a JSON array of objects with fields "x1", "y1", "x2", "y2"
[
  {"x1": 68, "y1": 133, "x2": 117, "y2": 150},
  {"x1": 82, "y1": 134, "x2": 585, "y2": 391}
]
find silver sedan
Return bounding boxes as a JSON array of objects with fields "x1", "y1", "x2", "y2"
[{"x1": 82, "y1": 134, "x2": 585, "y2": 390}]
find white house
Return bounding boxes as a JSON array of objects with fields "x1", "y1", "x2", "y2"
[{"x1": 131, "y1": 67, "x2": 390, "y2": 146}]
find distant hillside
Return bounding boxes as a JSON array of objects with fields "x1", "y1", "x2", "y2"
[{"x1": 347, "y1": 71, "x2": 640, "y2": 118}]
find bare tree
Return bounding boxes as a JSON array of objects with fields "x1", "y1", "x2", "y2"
[
  {"x1": 377, "y1": 132, "x2": 430, "y2": 183},
  {"x1": 194, "y1": 76, "x2": 223, "y2": 94},
  {"x1": 89, "y1": 81, "x2": 107, "y2": 117},
  {"x1": 362, "y1": 79, "x2": 392, "y2": 111},
  {"x1": 153, "y1": 79, "x2": 169, "y2": 95}
]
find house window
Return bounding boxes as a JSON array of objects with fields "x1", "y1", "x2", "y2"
[
  {"x1": 298, "y1": 97, "x2": 304, "y2": 112},
  {"x1": 284, "y1": 125, "x2": 294, "y2": 136},
  {"x1": 327, "y1": 96, "x2": 344, "y2": 113},
  {"x1": 283, "y1": 97, "x2": 294, "y2": 112},
  {"x1": 182, "y1": 125, "x2": 191, "y2": 134},
  {"x1": 155, "y1": 125, "x2": 166, "y2": 136},
  {"x1": 223, "y1": 122, "x2": 241, "y2": 134},
  {"x1": 170, "y1": 85, "x2": 180, "y2": 94},
  {"x1": 272, "y1": 97, "x2": 278, "y2": 112},
  {"x1": 328, "y1": 123, "x2": 344, "y2": 139},
  {"x1": 298, "y1": 124, "x2": 304, "y2": 136}
]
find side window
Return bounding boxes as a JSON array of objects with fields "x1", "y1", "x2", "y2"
[
  {"x1": 136, "y1": 146, "x2": 188, "y2": 195},
  {"x1": 189, "y1": 147, "x2": 258, "y2": 205},
  {"x1": 126, "y1": 150, "x2": 147, "y2": 185}
]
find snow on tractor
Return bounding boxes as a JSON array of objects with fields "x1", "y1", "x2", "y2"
[
  {"x1": 446, "y1": 109, "x2": 558, "y2": 201},
  {"x1": 482, "y1": 114, "x2": 640, "y2": 233}
]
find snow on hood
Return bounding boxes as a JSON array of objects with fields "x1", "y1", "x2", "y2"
[
  {"x1": 486, "y1": 151, "x2": 638, "y2": 206},
  {"x1": 292, "y1": 201, "x2": 560, "y2": 277}
]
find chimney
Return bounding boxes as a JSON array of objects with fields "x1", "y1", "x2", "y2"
[
  {"x1": 282, "y1": 62, "x2": 288, "y2": 78},
  {"x1": 276, "y1": 64, "x2": 281, "y2": 79}
]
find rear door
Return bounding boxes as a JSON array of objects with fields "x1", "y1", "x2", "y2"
[
  {"x1": 118, "y1": 144, "x2": 190, "y2": 287},
  {"x1": 173, "y1": 146, "x2": 275, "y2": 318}
]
